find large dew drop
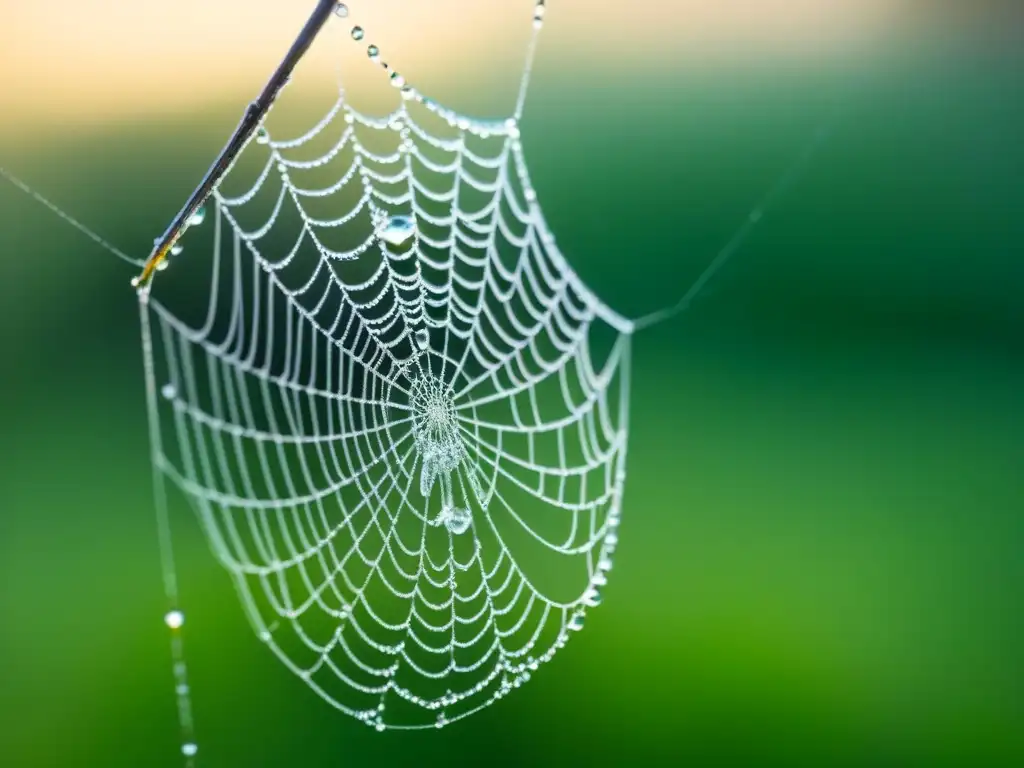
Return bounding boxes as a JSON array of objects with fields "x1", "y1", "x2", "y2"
[
  {"x1": 188, "y1": 205, "x2": 206, "y2": 227},
  {"x1": 414, "y1": 327, "x2": 430, "y2": 351},
  {"x1": 334, "y1": 3, "x2": 348, "y2": 18},
  {"x1": 351, "y1": 26, "x2": 364, "y2": 41},
  {"x1": 377, "y1": 215, "x2": 416, "y2": 246},
  {"x1": 442, "y1": 506, "x2": 472, "y2": 536}
]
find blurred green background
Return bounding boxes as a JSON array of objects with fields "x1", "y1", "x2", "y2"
[{"x1": 1, "y1": 4, "x2": 1022, "y2": 767}]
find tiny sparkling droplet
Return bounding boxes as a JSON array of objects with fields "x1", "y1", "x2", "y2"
[
  {"x1": 367, "y1": 44, "x2": 380, "y2": 60},
  {"x1": 188, "y1": 205, "x2": 206, "y2": 227},
  {"x1": 334, "y1": 3, "x2": 348, "y2": 18},
  {"x1": 351, "y1": 26, "x2": 364, "y2": 41},
  {"x1": 156, "y1": 259, "x2": 170, "y2": 272},
  {"x1": 374, "y1": 721, "x2": 386, "y2": 732},
  {"x1": 436, "y1": 713, "x2": 446, "y2": 728},
  {"x1": 377, "y1": 214, "x2": 416, "y2": 246},
  {"x1": 390, "y1": 72, "x2": 405, "y2": 88},
  {"x1": 583, "y1": 587, "x2": 602, "y2": 607},
  {"x1": 161, "y1": 383, "x2": 176, "y2": 400},
  {"x1": 170, "y1": 243, "x2": 184, "y2": 256},
  {"x1": 568, "y1": 612, "x2": 585, "y2": 631},
  {"x1": 401, "y1": 85, "x2": 415, "y2": 100},
  {"x1": 165, "y1": 610, "x2": 185, "y2": 630},
  {"x1": 256, "y1": 126, "x2": 269, "y2": 144},
  {"x1": 414, "y1": 328, "x2": 429, "y2": 350},
  {"x1": 182, "y1": 743, "x2": 198, "y2": 757}
]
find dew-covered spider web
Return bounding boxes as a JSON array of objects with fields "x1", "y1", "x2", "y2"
[
  {"x1": 142, "y1": 0, "x2": 637, "y2": 736},
  {"x1": 0, "y1": 0, "x2": 842, "y2": 755}
]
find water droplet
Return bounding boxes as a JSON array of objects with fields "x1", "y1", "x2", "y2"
[
  {"x1": 156, "y1": 258, "x2": 170, "y2": 272},
  {"x1": 344, "y1": 112, "x2": 355, "y2": 125},
  {"x1": 443, "y1": 505, "x2": 472, "y2": 536},
  {"x1": 456, "y1": 117, "x2": 470, "y2": 131},
  {"x1": 164, "y1": 610, "x2": 185, "y2": 630},
  {"x1": 390, "y1": 71, "x2": 406, "y2": 88},
  {"x1": 505, "y1": 117, "x2": 521, "y2": 139},
  {"x1": 188, "y1": 205, "x2": 207, "y2": 227},
  {"x1": 182, "y1": 743, "x2": 198, "y2": 757},
  {"x1": 161, "y1": 383, "x2": 176, "y2": 400},
  {"x1": 466, "y1": 469, "x2": 487, "y2": 509},
  {"x1": 175, "y1": 683, "x2": 189, "y2": 695},
  {"x1": 351, "y1": 26, "x2": 364, "y2": 41},
  {"x1": 334, "y1": 3, "x2": 348, "y2": 17},
  {"x1": 367, "y1": 44, "x2": 380, "y2": 60},
  {"x1": 583, "y1": 587, "x2": 602, "y2": 607},
  {"x1": 592, "y1": 570, "x2": 608, "y2": 587},
  {"x1": 377, "y1": 214, "x2": 416, "y2": 246},
  {"x1": 568, "y1": 612, "x2": 585, "y2": 631},
  {"x1": 256, "y1": 126, "x2": 269, "y2": 144},
  {"x1": 524, "y1": 187, "x2": 537, "y2": 203},
  {"x1": 598, "y1": 555, "x2": 614, "y2": 571},
  {"x1": 401, "y1": 85, "x2": 415, "y2": 101},
  {"x1": 170, "y1": 242, "x2": 184, "y2": 256},
  {"x1": 374, "y1": 720, "x2": 386, "y2": 732},
  {"x1": 533, "y1": 1, "x2": 546, "y2": 27},
  {"x1": 420, "y1": 453, "x2": 437, "y2": 498},
  {"x1": 414, "y1": 327, "x2": 430, "y2": 351},
  {"x1": 436, "y1": 713, "x2": 446, "y2": 728}
]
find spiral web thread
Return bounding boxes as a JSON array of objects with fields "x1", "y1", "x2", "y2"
[{"x1": 141, "y1": 1, "x2": 637, "y2": 734}]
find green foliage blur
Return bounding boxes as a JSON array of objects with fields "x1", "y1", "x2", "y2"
[{"x1": 0, "y1": 34, "x2": 1022, "y2": 768}]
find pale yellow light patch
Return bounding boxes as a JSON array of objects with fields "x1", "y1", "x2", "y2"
[{"x1": 0, "y1": 0, "x2": 910, "y2": 135}]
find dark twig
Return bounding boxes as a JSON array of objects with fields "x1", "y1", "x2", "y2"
[{"x1": 134, "y1": 0, "x2": 339, "y2": 288}]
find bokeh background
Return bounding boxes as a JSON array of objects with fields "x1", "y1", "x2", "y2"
[{"x1": 1, "y1": 1, "x2": 1022, "y2": 766}]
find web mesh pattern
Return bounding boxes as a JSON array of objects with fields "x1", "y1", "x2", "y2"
[{"x1": 142, "y1": 53, "x2": 636, "y2": 728}]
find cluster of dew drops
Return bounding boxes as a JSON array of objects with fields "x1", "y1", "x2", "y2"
[
  {"x1": 333, "y1": 1, "x2": 546, "y2": 110},
  {"x1": 154, "y1": 205, "x2": 207, "y2": 272}
]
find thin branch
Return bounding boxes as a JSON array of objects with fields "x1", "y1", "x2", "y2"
[{"x1": 134, "y1": 0, "x2": 339, "y2": 289}]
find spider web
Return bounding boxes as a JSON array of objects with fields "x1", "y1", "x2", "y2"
[{"x1": 141, "y1": 1, "x2": 635, "y2": 732}]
